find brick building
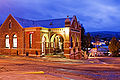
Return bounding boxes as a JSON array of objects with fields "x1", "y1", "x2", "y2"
[{"x1": 0, "y1": 14, "x2": 81, "y2": 59}]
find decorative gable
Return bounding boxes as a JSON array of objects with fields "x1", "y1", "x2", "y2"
[
  {"x1": 0, "y1": 14, "x2": 23, "y2": 36},
  {"x1": 71, "y1": 16, "x2": 78, "y2": 29},
  {"x1": 0, "y1": 14, "x2": 23, "y2": 31}
]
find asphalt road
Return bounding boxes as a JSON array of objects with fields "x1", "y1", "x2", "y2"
[{"x1": 0, "y1": 56, "x2": 120, "y2": 80}]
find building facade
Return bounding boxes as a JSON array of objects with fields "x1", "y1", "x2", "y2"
[{"x1": 0, "y1": 14, "x2": 81, "y2": 59}]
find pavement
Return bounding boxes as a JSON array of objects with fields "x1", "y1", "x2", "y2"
[
  {"x1": 11, "y1": 53, "x2": 107, "y2": 64},
  {"x1": 0, "y1": 55, "x2": 120, "y2": 80},
  {"x1": 0, "y1": 55, "x2": 107, "y2": 64}
]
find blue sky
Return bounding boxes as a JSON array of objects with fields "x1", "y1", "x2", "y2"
[{"x1": 0, "y1": 0, "x2": 120, "y2": 32}]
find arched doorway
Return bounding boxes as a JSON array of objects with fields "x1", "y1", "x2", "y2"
[
  {"x1": 42, "y1": 36, "x2": 46, "y2": 55},
  {"x1": 76, "y1": 36, "x2": 79, "y2": 47},
  {"x1": 71, "y1": 35, "x2": 75, "y2": 48},
  {"x1": 41, "y1": 34, "x2": 49, "y2": 55},
  {"x1": 71, "y1": 37, "x2": 73, "y2": 48},
  {"x1": 51, "y1": 34, "x2": 64, "y2": 54}
]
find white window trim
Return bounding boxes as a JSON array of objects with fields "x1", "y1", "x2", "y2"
[
  {"x1": 13, "y1": 35, "x2": 17, "y2": 48},
  {"x1": 29, "y1": 34, "x2": 32, "y2": 48},
  {"x1": 5, "y1": 35, "x2": 10, "y2": 48}
]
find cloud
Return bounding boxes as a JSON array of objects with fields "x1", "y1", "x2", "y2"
[{"x1": 0, "y1": 0, "x2": 120, "y2": 32}]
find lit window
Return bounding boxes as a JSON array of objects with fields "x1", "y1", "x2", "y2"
[
  {"x1": 29, "y1": 34, "x2": 32, "y2": 48},
  {"x1": 13, "y1": 34, "x2": 17, "y2": 48},
  {"x1": 5, "y1": 35, "x2": 9, "y2": 48}
]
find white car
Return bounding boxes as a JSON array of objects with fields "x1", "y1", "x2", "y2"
[{"x1": 108, "y1": 52, "x2": 112, "y2": 56}]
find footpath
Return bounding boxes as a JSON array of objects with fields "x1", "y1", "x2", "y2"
[{"x1": 0, "y1": 55, "x2": 103, "y2": 64}]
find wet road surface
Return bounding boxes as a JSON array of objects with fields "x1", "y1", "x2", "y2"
[{"x1": 0, "y1": 56, "x2": 120, "y2": 80}]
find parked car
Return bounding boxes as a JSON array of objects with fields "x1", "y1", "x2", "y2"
[{"x1": 108, "y1": 52, "x2": 112, "y2": 56}]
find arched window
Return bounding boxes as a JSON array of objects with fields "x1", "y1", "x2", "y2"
[
  {"x1": 5, "y1": 35, "x2": 9, "y2": 48},
  {"x1": 29, "y1": 34, "x2": 32, "y2": 48},
  {"x1": 13, "y1": 34, "x2": 17, "y2": 48},
  {"x1": 9, "y1": 22, "x2": 12, "y2": 29}
]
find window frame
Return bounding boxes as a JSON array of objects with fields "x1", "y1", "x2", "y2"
[
  {"x1": 9, "y1": 22, "x2": 12, "y2": 29},
  {"x1": 29, "y1": 34, "x2": 32, "y2": 48},
  {"x1": 5, "y1": 35, "x2": 9, "y2": 48},
  {"x1": 13, "y1": 34, "x2": 17, "y2": 48}
]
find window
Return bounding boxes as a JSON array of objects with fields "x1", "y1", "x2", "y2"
[
  {"x1": 13, "y1": 34, "x2": 17, "y2": 48},
  {"x1": 29, "y1": 34, "x2": 32, "y2": 48},
  {"x1": 5, "y1": 35, "x2": 9, "y2": 48},
  {"x1": 71, "y1": 37, "x2": 73, "y2": 48},
  {"x1": 9, "y1": 22, "x2": 12, "y2": 29}
]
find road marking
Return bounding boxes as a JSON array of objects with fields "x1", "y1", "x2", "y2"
[
  {"x1": 89, "y1": 61, "x2": 94, "y2": 63},
  {"x1": 22, "y1": 71, "x2": 45, "y2": 74}
]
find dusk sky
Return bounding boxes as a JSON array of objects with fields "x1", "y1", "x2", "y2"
[{"x1": 0, "y1": 0, "x2": 120, "y2": 32}]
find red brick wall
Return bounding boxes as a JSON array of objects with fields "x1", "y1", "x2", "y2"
[
  {"x1": 0, "y1": 14, "x2": 24, "y2": 55},
  {"x1": 0, "y1": 14, "x2": 82, "y2": 59},
  {"x1": 24, "y1": 27, "x2": 42, "y2": 55}
]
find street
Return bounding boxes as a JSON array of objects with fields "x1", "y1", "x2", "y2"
[{"x1": 0, "y1": 55, "x2": 120, "y2": 80}]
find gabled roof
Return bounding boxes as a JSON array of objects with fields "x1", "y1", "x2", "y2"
[{"x1": 14, "y1": 17, "x2": 72, "y2": 28}]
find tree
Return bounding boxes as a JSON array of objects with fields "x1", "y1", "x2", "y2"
[
  {"x1": 108, "y1": 37, "x2": 120, "y2": 57},
  {"x1": 81, "y1": 25, "x2": 92, "y2": 53},
  {"x1": 81, "y1": 26, "x2": 85, "y2": 50},
  {"x1": 95, "y1": 35, "x2": 99, "y2": 47},
  {"x1": 85, "y1": 32, "x2": 92, "y2": 53}
]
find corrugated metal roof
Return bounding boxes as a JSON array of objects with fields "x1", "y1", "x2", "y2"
[{"x1": 15, "y1": 17, "x2": 72, "y2": 28}]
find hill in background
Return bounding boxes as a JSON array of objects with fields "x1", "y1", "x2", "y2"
[{"x1": 87, "y1": 31, "x2": 120, "y2": 41}]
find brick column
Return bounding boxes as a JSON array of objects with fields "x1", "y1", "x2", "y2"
[{"x1": 64, "y1": 41, "x2": 70, "y2": 58}]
